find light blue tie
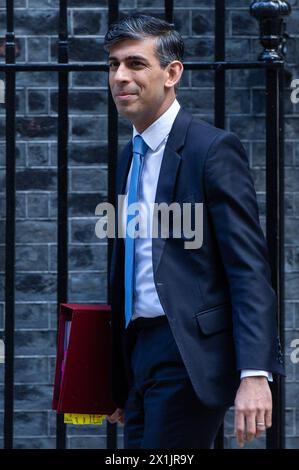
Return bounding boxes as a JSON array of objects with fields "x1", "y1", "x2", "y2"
[{"x1": 124, "y1": 135, "x2": 149, "y2": 328}]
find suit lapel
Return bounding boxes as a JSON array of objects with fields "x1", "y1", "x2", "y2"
[
  {"x1": 116, "y1": 140, "x2": 132, "y2": 197},
  {"x1": 155, "y1": 106, "x2": 193, "y2": 205},
  {"x1": 153, "y1": 107, "x2": 193, "y2": 274}
]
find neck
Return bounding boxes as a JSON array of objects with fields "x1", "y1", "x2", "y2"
[{"x1": 134, "y1": 95, "x2": 176, "y2": 134}]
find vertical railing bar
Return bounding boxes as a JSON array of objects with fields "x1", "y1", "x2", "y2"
[
  {"x1": 56, "y1": 0, "x2": 69, "y2": 450},
  {"x1": 214, "y1": 0, "x2": 226, "y2": 130},
  {"x1": 277, "y1": 65, "x2": 286, "y2": 449},
  {"x1": 213, "y1": 0, "x2": 226, "y2": 449},
  {"x1": 4, "y1": 0, "x2": 16, "y2": 450},
  {"x1": 106, "y1": 0, "x2": 119, "y2": 451},
  {"x1": 265, "y1": 66, "x2": 285, "y2": 449},
  {"x1": 164, "y1": 0, "x2": 174, "y2": 24},
  {"x1": 249, "y1": 0, "x2": 291, "y2": 450}
]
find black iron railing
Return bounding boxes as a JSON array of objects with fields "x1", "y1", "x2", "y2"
[{"x1": 1, "y1": 0, "x2": 291, "y2": 450}]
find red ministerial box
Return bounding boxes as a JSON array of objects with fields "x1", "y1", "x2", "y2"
[{"x1": 52, "y1": 304, "x2": 116, "y2": 415}]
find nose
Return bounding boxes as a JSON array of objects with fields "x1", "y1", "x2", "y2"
[{"x1": 113, "y1": 63, "x2": 130, "y2": 83}]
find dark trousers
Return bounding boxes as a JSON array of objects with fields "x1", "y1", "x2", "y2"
[{"x1": 124, "y1": 316, "x2": 227, "y2": 449}]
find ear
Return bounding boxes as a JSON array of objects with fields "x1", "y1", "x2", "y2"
[{"x1": 165, "y1": 61, "x2": 184, "y2": 89}]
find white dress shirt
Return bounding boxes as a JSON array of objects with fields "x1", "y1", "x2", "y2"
[{"x1": 122, "y1": 98, "x2": 272, "y2": 382}]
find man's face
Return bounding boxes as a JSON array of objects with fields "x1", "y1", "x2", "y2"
[{"x1": 108, "y1": 37, "x2": 172, "y2": 130}]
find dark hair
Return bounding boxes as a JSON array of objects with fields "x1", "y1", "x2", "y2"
[{"x1": 103, "y1": 13, "x2": 184, "y2": 69}]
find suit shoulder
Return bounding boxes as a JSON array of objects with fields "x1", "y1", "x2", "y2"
[
  {"x1": 185, "y1": 116, "x2": 230, "y2": 155},
  {"x1": 189, "y1": 116, "x2": 228, "y2": 142},
  {"x1": 187, "y1": 115, "x2": 244, "y2": 152}
]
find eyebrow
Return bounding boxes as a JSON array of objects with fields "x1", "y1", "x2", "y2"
[{"x1": 108, "y1": 55, "x2": 150, "y2": 64}]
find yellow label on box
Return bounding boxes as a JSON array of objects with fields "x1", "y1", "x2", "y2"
[{"x1": 64, "y1": 414, "x2": 106, "y2": 425}]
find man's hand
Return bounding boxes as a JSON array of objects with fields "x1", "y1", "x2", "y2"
[
  {"x1": 107, "y1": 408, "x2": 125, "y2": 425},
  {"x1": 234, "y1": 376, "x2": 272, "y2": 448}
]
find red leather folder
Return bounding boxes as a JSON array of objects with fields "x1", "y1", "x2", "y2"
[{"x1": 52, "y1": 303, "x2": 116, "y2": 415}]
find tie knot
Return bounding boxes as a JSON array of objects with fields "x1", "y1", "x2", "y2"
[{"x1": 133, "y1": 134, "x2": 148, "y2": 157}]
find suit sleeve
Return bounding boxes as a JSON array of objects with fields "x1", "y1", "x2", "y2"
[{"x1": 204, "y1": 131, "x2": 284, "y2": 375}]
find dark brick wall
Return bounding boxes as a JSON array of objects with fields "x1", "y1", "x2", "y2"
[{"x1": 0, "y1": 0, "x2": 298, "y2": 449}]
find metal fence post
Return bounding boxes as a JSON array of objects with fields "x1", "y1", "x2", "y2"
[
  {"x1": 4, "y1": 0, "x2": 16, "y2": 450},
  {"x1": 250, "y1": 0, "x2": 292, "y2": 450}
]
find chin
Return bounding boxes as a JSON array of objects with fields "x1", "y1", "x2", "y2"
[
  {"x1": 116, "y1": 110, "x2": 133, "y2": 121},
  {"x1": 118, "y1": 105, "x2": 138, "y2": 117}
]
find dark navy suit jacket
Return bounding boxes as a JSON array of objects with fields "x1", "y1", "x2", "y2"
[{"x1": 109, "y1": 106, "x2": 285, "y2": 409}]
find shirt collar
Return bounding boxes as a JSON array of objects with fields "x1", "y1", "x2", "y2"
[{"x1": 132, "y1": 98, "x2": 181, "y2": 152}]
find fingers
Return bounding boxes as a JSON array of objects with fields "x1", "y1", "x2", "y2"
[
  {"x1": 256, "y1": 402, "x2": 272, "y2": 437},
  {"x1": 119, "y1": 410, "x2": 125, "y2": 424},
  {"x1": 255, "y1": 411, "x2": 266, "y2": 438},
  {"x1": 265, "y1": 407, "x2": 272, "y2": 429},
  {"x1": 106, "y1": 412, "x2": 118, "y2": 424},
  {"x1": 234, "y1": 409, "x2": 246, "y2": 448},
  {"x1": 244, "y1": 413, "x2": 256, "y2": 442},
  {"x1": 107, "y1": 408, "x2": 124, "y2": 424},
  {"x1": 235, "y1": 410, "x2": 260, "y2": 446},
  {"x1": 235, "y1": 409, "x2": 269, "y2": 446}
]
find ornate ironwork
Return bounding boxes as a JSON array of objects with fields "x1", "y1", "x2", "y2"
[{"x1": 250, "y1": 0, "x2": 292, "y2": 61}]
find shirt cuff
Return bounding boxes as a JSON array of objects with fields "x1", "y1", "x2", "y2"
[{"x1": 240, "y1": 369, "x2": 273, "y2": 382}]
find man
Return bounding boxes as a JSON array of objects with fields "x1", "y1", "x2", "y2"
[{"x1": 104, "y1": 13, "x2": 284, "y2": 449}]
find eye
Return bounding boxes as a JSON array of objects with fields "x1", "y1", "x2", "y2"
[{"x1": 131, "y1": 61, "x2": 143, "y2": 67}]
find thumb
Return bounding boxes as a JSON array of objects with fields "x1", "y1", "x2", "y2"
[{"x1": 107, "y1": 408, "x2": 123, "y2": 424}]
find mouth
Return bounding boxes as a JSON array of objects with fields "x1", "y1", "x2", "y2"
[{"x1": 115, "y1": 93, "x2": 137, "y2": 101}]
